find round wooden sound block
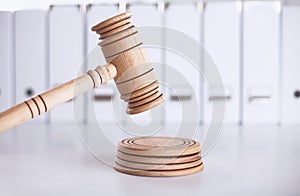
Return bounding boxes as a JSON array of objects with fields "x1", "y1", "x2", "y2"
[
  {"x1": 117, "y1": 150, "x2": 201, "y2": 164},
  {"x1": 117, "y1": 137, "x2": 201, "y2": 157},
  {"x1": 114, "y1": 162, "x2": 204, "y2": 177},
  {"x1": 114, "y1": 137, "x2": 203, "y2": 177},
  {"x1": 115, "y1": 157, "x2": 202, "y2": 171}
]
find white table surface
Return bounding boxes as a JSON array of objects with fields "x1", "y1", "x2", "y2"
[{"x1": 0, "y1": 123, "x2": 299, "y2": 196}]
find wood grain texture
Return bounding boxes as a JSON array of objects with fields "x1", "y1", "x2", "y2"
[
  {"x1": 91, "y1": 12, "x2": 132, "y2": 32},
  {"x1": 114, "y1": 162, "x2": 204, "y2": 177},
  {"x1": 121, "y1": 81, "x2": 160, "y2": 101},
  {"x1": 128, "y1": 91, "x2": 161, "y2": 108},
  {"x1": 0, "y1": 12, "x2": 165, "y2": 132},
  {"x1": 126, "y1": 87, "x2": 159, "y2": 103},
  {"x1": 0, "y1": 64, "x2": 116, "y2": 132},
  {"x1": 108, "y1": 47, "x2": 151, "y2": 83},
  {"x1": 101, "y1": 33, "x2": 142, "y2": 59},
  {"x1": 115, "y1": 136, "x2": 203, "y2": 177},
  {"x1": 92, "y1": 12, "x2": 164, "y2": 115},
  {"x1": 96, "y1": 18, "x2": 131, "y2": 35},
  {"x1": 117, "y1": 151, "x2": 201, "y2": 165},
  {"x1": 99, "y1": 27, "x2": 138, "y2": 47},
  {"x1": 115, "y1": 157, "x2": 202, "y2": 171},
  {"x1": 117, "y1": 137, "x2": 201, "y2": 157},
  {"x1": 127, "y1": 94, "x2": 164, "y2": 114},
  {"x1": 100, "y1": 23, "x2": 134, "y2": 39}
]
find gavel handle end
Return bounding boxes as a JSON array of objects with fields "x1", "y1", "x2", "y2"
[
  {"x1": 0, "y1": 103, "x2": 32, "y2": 133},
  {"x1": 0, "y1": 63, "x2": 117, "y2": 133}
]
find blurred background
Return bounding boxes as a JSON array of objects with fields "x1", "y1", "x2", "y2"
[
  {"x1": 0, "y1": 0, "x2": 300, "y2": 195},
  {"x1": 0, "y1": 0, "x2": 299, "y2": 126}
]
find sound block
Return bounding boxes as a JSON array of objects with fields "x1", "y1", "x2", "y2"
[
  {"x1": 117, "y1": 137, "x2": 201, "y2": 157},
  {"x1": 117, "y1": 150, "x2": 201, "y2": 164},
  {"x1": 114, "y1": 162, "x2": 204, "y2": 177},
  {"x1": 114, "y1": 137, "x2": 204, "y2": 177}
]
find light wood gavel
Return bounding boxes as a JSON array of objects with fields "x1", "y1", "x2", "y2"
[{"x1": 0, "y1": 12, "x2": 164, "y2": 133}]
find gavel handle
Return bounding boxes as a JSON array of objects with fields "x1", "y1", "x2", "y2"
[{"x1": 0, "y1": 63, "x2": 117, "y2": 133}]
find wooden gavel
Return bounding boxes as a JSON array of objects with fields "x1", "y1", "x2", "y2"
[{"x1": 0, "y1": 12, "x2": 164, "y2": 133}]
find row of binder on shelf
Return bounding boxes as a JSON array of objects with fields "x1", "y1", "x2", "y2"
[{"x1": 0, "y1": 2, "x2": 299, "y2": 125}]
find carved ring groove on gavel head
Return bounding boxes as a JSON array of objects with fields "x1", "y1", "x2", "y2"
[
  {"x1": 91, "y1": 12, "x2": 164, "y2": 115},
  {"x1": 0, "y1": 12, "x2": 165, "y2": 133}
]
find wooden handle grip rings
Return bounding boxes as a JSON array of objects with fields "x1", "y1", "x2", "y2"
[
  {"x1": 0, "y1": 12, "x2": 202, "y2": 178},
  {"x1": 91, "y1": 12, "x2": 164, "y2": 115},
  {"x1": 92, "y1": 13, "x2": 203, "y2": 177},
  {"x1": 0, "y1": 12, "x2": 164, "y2": 132},
  {"x1": 0, "y1": 64, "x2": 116, "y2": 132}
]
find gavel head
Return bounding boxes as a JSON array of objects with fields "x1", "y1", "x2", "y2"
[{"x1": 92, "y1": 12, "x2": 164, "y2": 115}]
